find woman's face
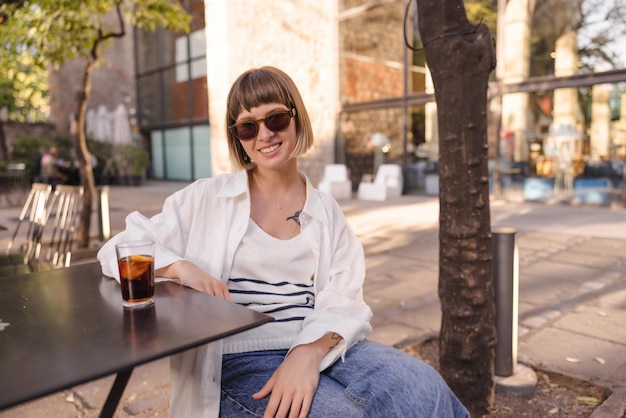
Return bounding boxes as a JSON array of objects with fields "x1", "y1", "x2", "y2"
[{"x1": 234, "y1": 102, "x2": 297, "y2": 170}]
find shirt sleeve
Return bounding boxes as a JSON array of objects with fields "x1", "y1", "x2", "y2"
[
  {"x1": 97, "y1": 185, "x2": 198, "y2": 281},
  {"x1": 289, "y1": 198, "x2": 373, "y2": 371}
]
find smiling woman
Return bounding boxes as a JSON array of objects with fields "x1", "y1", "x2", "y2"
[{"x1": 97, "y1": 66, "x2": 470, "y2": 418}]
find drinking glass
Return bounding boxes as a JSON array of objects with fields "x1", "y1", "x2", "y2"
[{"x1": 115, "y1": 240, "x2": 155, "y2": 308}]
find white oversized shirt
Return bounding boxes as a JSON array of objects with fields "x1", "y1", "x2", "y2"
[{"x1": 97, "y1": 169, "x2": 373, "y2": 417}]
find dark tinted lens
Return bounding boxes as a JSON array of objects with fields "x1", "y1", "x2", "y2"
[
  {"x1": 265, "y1": 111, "x2": 292, "y2": 131},
  {"x1": 235, "y1": 122, "x2": 258, "y2": 140}
]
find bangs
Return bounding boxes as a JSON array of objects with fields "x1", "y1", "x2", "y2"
[{"x1": 228, "y1": 70, "x2": 293, "y2": 121}]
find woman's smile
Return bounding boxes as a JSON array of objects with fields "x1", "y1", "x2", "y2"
[{"x1": 259, "y1": 142, "x2": 281, "y2": 154}]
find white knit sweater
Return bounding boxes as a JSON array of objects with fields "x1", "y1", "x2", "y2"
[{"x1": 223, "y1": 220, "x2": 316, "y2": 354}]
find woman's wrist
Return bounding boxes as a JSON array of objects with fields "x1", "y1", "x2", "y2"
[
  {"x1": 156, "y1": 259, "x2": 190, "y2": 284},
  {"x1": 295, "y1": 332, "x2": 343, "y2": 362}
]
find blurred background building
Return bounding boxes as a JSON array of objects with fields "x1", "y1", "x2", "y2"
[{"x1": 42, "y1": 0, "x2": 626, "y2": 202}]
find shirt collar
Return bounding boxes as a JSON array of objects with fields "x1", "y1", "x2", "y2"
[
  {"x1": 216, "y1": 169, "x2": 249, "y2": 198},
  {"x1": 217, "y1": 169, "x2": 329, "y2": 226}
]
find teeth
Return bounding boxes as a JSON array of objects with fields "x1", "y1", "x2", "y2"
[{"x1": 260, "y1": 143, "x2": 280, "y2": 154}]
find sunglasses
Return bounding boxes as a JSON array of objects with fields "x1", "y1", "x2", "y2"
[{"x1": 229, "y1": 108, "x2": 297, "y2": 141}]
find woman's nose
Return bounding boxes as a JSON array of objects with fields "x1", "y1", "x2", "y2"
[{"x1": 256, "y1": 121, "x2": 273, "y2": 141}]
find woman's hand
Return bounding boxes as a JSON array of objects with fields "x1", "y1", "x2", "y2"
[
  {"x1": 156, "y1": 260, "x2": 232, "y2": 301},
  {"x1": 253, "y1": 344, "x2": 321, "y2": 418},
  {"x1": 252, "y1": 333, "x2": 343, "y2": 417}
]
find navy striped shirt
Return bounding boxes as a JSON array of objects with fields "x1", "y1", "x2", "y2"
[{"x1": 223, "y1": 219, "x2": 316, "y2": 354}]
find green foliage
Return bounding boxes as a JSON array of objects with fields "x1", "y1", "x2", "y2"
[
  {"x1": 87, "y1": 138, "x2": 115, "y2": 168},
  {"x1": 89, "y1": 138, "x2": 148, "y2": 177},
  {"x1": 10, "y1": 135, "x2": 51, "y2": 176},
  {"x1": 52, "y1": 134, "x2": 75, "y2": 160},
  {"x1": 0, "y1": 36, "x2": 48, "y2": 122},
  {"x1": 464, "y1": 0, "x2": 497, "y2": 34},
  {"x1": 11, "y1": 135, "x2": 51, "y2": 162},
  {"x1": 0, "y1": 0, "x2": 191, "y2": 67},
  {"x1": 0, "y1": 0, "x2": 190, "y2": 125},
  {"x1": 118, "y1": 142, "x2": 150, "y2": 175},
  {"x1": 11, "y1": 134, "x2": 75, "y2": 173}
]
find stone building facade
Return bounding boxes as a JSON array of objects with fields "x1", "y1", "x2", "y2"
[
  {"x1": 42, "y1": 0, "x2": 421, "y2": 187},
  {"x1": 204, "y1": 0, "x2": 341, "y2": 184}
]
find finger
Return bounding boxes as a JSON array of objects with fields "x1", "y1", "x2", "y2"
[
  {"x1": 299, "y1": 393, "x2": 312, "y2": 418},
  {"x1": 216, "y1": 284, "x2": 233, "y2": 302},
  {"x1": 288, "y1": 397, "x2": 304, "y2": 418},
  {"x1": 263, "y1": 393, "x2": 281, "y2": 418},
  {"x1": 275, "y1": 393, "x2": 292, "y2": 418},
  {"x1": 253, "y1": 377, "x2": 274, "y2": 400}
]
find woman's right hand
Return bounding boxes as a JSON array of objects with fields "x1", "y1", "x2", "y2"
[{"x1": 156, "y1": 260, "x2": 232, "y2": 301}]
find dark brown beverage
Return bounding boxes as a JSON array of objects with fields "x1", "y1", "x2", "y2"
[{"x1": 118, "y1": 254, "x2": 154, "y2": 304}]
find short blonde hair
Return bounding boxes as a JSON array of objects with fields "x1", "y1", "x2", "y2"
[{"x1": 226, "y1": 66, "x2": 314, "y2": 170}]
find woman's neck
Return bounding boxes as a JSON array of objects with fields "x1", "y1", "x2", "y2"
[{"x1": 249, "y1": 166, "x2": 302, "y2": 198}]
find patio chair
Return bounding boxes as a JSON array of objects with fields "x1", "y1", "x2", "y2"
[
  {"x1": 0, "y1": 163, "x2": 28, "y2": 207},
  {"x1": 357, "y1": 164, "x2": 403, "y2": 201},
  {"x1": 0, "y1": 183, "x2": 53, "y2": 275},
  {"x1": 0, "y1": 183, "x2": 83, "y2": 276},
  {"x1": 318, "y1": 164, "x2": 352, "y2": 200},
  {"x1": 43, "y1": 185, "x2": 84, "y2": 268}
]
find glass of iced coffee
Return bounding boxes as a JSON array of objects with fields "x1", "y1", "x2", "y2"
[{"x1": 115, "y1": 240, "x2": 155, "y2": 308}]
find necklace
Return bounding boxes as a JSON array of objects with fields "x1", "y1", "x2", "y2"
[
  {"x1": 276, "y1": 182, "x2": 301, "y2": 210},
  {"x1": 276, "y1": 198, "x2": 292, "y2": 211},
  {"x1": 286, "y1": 210, "x2": 302, "y2": 226},
  {"x1": 250, "y1": 172, "x2": 305, "y2": 226},
  {"x1": 285, "y1": 181, "x2": 305, "y2": 225}
]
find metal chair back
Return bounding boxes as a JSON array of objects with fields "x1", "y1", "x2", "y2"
[
  {"x1": 2, "y1": 183, "x2": 84, "y2": 274},
  {"x1": 5, "y1": 183, "x2": 53, "y2": 265},
  {"x1": 43, "y1": 185, "x2": 84, "y2": 268}
]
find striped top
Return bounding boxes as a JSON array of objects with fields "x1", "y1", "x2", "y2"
[{"x1": 223, "y1": 219, "x2": 316, "y2": 354}]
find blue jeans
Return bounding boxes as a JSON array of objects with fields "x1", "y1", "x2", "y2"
[{"x1": 220, "y1": 340, "x2": 469, "y2": 417}]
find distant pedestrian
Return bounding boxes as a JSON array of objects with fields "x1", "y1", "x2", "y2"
[
  {"x1": 40, "y1": 147, "x2": 68, "y2": 187},
  {"x1": 32, "y1": 146, "x2": 46, "y2": 183}
]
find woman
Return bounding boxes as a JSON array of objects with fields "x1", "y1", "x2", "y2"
[{"x1": 97, "y1": 66, "x2": 469, "y2": 418}]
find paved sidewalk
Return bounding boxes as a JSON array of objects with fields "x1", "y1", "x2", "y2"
[{"x1": 1, "y1": 180, "x2": 625, "y2": 417}]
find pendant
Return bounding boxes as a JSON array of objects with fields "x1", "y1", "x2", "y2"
[{"x1": 286, "y1": 210, "x2": 302, "y2": 226}]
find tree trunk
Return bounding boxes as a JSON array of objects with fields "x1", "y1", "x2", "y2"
[
  {"x1": 0, "y1": 120, "x2": 8, "y2": 161},
  {"x1": 74, "y1": 59, "x2": 96, "y2": 248},
  {"x1": 416, "y1": 1, "x2": 497, "y2": 416}
]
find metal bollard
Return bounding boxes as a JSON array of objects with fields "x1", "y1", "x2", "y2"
[
  {"x1": 98, "y1": 186, "x2": 111, "y2": 242},
  {"x1": 492, "y1": 227, "x2": 519, "y2": 377}
]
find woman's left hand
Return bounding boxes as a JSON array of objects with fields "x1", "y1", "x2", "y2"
[{"x1": 252, "y1": 344, "x2": 322, "y2": 418}]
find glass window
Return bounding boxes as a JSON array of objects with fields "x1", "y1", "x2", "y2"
[
  {"x1": 137, "y1": 73, "x2": 162, "y2": 127},
  {"x1": 192, "y1": 125, "x2": 212, "y2": 178},
  {"x1": 191, "y1": 57, "x2": 207, "y2": 80},
  {"x1": 174, "y1": 29, "x2": 206, "y2": 82},
  {"x1": 189, "y1": 29, "x2": 206, "y2": 59},
  {"x1": 165, "y1": 127, "x2": 192, "y2": 180},
  {"x1": 162, "y1": 67, "x2": 177, "y2": 124},
  {"x1": 133, "y1": 1, "x2": 209, "y2": 181},
  {"x1": 151, "y1": 130, "x2": 164, "y2": 178},
  {"x1": 135, "y1": 29, "x2": 159, "y2": 73}
]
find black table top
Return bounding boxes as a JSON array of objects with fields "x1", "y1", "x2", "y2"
[{"x1": 0, "y1": 262, "x2": 273, "y2": 411}]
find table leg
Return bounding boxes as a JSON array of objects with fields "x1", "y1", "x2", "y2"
[{"x1": 99, "y1": 367, "x2": 133, "y2": 418}]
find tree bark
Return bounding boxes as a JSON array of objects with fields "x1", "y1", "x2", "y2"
[
  {"x1": 416, "y1": 0, "x2": 497, "y2": 416},
  {"x1": 0, "y1": 120, "x2": 8, "y2": 161},
  {"x1": 74, "y1": 3, "x2": 125, "y2": 248},
  {"x1": 74, "y1": 58, "x2": 96, "y2": 248}
]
